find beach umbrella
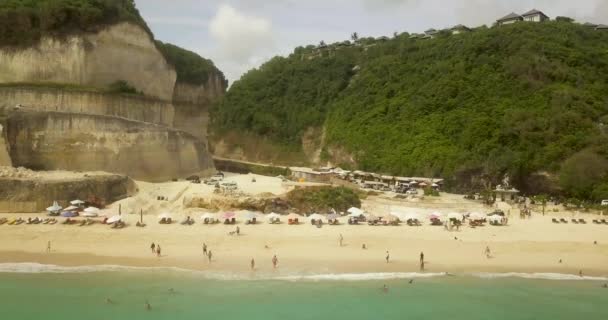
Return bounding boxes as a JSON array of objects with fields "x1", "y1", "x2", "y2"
[
  {"x1": 267, "y1": 213, "x2": 281, "y2": 221},
  {"x1": 405, "y1": 213, "x2": 421, "y2": 221},
  {"x1": 84, "y1": 207, "x2": 100, "y2": 214},
  {"x1": 106, "y1": 215, "x2": 121, "y2": 224},
  {"x1": 64, "y1": 205, "x2": 79, "y2": 211},
  {"x1": 347, "y1": 207, "x2": 364, "y2": 215},
  {"x1": 327, "y1": 213, "x2": 339, "y2": 220},
  {"x1": 308, "y1": 213, "x2": 325, "y2": 221},
  {"x1": 287, "y1": 213, "x2": 301, "y2": 220},
  {"x1": 200, "y1": 213, "x2": 217, "y2": 221},
  {"x1": 382, "y1": 214, "x2": 399, "y2": 223},
  {"x1": 222, "y1": 212, "x2": 236, "y2": 220},
  {"x1": 469, "y1": 212, "x2": 485, "y2": 220},
  {"x1": 244, "y1": 212, "x2": 257, "y2": 220},
  {"x1": 82, "y1": 211, "x2": 99, "y2": 218},
  {"x1": 158, "y1": 213, "x2": 172, "y2": 220},
  {"x1": 46, "y1": 201, "x2": 62, "y2": 212},
  {"x1": 367, "y1": 214, "x2": 379, "y2": 221},
  {"x1": 448, "y1": 212, "x2": 464, "y2": 220},
  {"x1": 70, "y1": 199, "x2": 85, "y2": 206},
  {"x1": 61, "y1": 211, "x2": 78, "y2": 217},
  {"x1": 488, "y1": 215, "x2": 503, "y2": 223}
]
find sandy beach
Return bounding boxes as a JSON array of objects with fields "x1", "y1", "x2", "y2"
[{"x1": 1, "y1": 174, "x2": 607, "y2": 277}]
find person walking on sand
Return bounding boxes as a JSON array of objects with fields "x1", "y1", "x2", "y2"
[
  {"x1": 272, "y1": 255, "x2": 278, "y2": 268},
  {"x1": 339, "y1": 234, "x2": 344, "y2": 247},
  {"x1": 208, "y1": 250, "x2": 213, "y2": 263},
  {"x1": 202, "y1": 243, "x2": 207, "y2": 256},
  {"x1": 150, "y1": 243, "x2": 155, "y2": 254},
  {"x1": 484, "y1": 246, "x2": 491, "y2": 259},
  {"x1": 251, "y1": 258, "x2": 255, "y2": 270},
  {"x1": 156, "y1": 245, "x2": 161, "y2": 258},
  {"x1": 385, "y1": 251, "x2": 390, "y2": 263},
  {"x1": 420, "y1": 252, "x2": 425, "y2": 270},
  {"x1": 236, "y1": 226, "x2": 240, "y2": 236},
  {"x1": 47, "y1": 241, "x2": 51, "y2": 253}
]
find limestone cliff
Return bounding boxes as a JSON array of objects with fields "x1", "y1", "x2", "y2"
[
  {"x1": 4, "y1": 111, "x2": 214, "y2": 181},
  {"x1": 0, "y1": 23, "x2": 176, "y2": 101},
  {"x1": 0, "y1": 124, "x2": 11, "y2": 167}
]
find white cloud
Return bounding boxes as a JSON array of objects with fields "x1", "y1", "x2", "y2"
[{"x1": 209, "y1": 4, "x2": 275, "y2": 63}]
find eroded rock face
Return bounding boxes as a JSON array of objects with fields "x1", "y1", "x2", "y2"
[
  {"x1": 5, "y1": 112, "x2": 214, "y2": 181},
  {"x1": 0, "y1": 169, "x2": 136, "y2": 213},
  {"x1": 0, "y1": 124, "x2": 11, "y2": 167},
  {"x1": 0, "y1": 23, "x2": 177, "y2": 101}
]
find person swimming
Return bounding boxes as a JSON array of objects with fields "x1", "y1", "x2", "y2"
[
  {"x1": 145, "y1": 300, "x2": 152, "y2": 311},
  {"x1": 382, "y1": 284, "x2": 389, "y2": 293}
]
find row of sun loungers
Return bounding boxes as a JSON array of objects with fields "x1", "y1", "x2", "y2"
[
  {"x1": 592, "y1": 219, "x2": 608, "y2": 224},
  {"x1": 0, "y1": 217, "x2": 59, "y2": 225},
  {"x1": 552, "y1": 218, "x2": 589, "y2": 224}
]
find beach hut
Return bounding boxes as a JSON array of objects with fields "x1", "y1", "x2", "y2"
[
  {"x1": 267, "y1": 212, "x2": 281, "y2": 224},
  {"x1": 287, "y1": 213, "x2": 301, "y2": 225},
  {"x1": 245, "y1": 212, "x2": 257, "y2": 225},
  {"x1": 200, "y1": 213, "x2": 217, "y2": 224},
  {"x1": 82, "y1": 207, "x2": 100, "y2": 217},
  {"x1": 158, "y1": 213, "x2": 172, "y2": 224},
  {"x1": 308, "y1": 213, "x2": 325, "y2": 225},
  {"x1": 46, "y1": 201, "x2": 62, "y2": 215},
  {"x1": 222, "y1": 212, "x2": 236, "y2": 224}
]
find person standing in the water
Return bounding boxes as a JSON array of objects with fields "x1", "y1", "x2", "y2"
[
  {"x1": 251, "y1": 258, "x2": 255, "y2": 270},
  {"x1": 272, "y1": 255, "x2": 278, "y2": 268}
]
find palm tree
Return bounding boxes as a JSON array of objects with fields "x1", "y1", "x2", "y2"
[{"x1": 351, "y1": 32, "x2": 359, "y2": 42}]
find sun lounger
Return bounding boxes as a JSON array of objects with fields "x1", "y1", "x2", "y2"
[
  {"x1": 559, "y1": 218, "x2": 568, "y2": 223},
  {"x1": 572, "y1": 219, "x2": 579, "y2": 224},
  {"x1": 0, "y1": 218, "x2": 7, "y2": 225},
  {"x1": 14, "y1": 218, "x2": 24, "y2": 225},
  {"x1": 601, "y1": 219, "x2": 608, "y2": 224},
  {"x1": 578, "y1": 219, "x2": 586, "y2": 224}
]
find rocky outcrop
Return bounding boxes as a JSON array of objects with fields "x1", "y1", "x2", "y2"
[
  {"x1": 0, "y1": 23, "x2": 176, "y2": 101},
  {"x1": 0, "y1": 167, "x2": 136, "y2": 213},
  {"x1": 4, "y1": 111, "x2": 215, "y2": 181},
  {"x1": 0, "y1": 87, "x2": 174, "y2": 126}
]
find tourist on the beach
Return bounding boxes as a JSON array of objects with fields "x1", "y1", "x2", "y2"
[
  {"x1": 579, "y1": 270, "x2": 583, "y2": 277},
  {"x1": 156, "y1": 245, "x2": 161, "y2": 257},
  {"x1": 208, "y1": 250, "x2": 213, "y2": 263},
  {"x1": 203, "y1": 243, "x2": 207, "y2": 256},
  {"x1": 251, "y1": 258, "x2": 255, "y2": 270},
  {"x1": 145, "y1": 300, "x2": 152, "y2": 311},
  {"x1": 602, "y1": 283, "x2": 607, "y2": 288},
  {"x1": 272, "y1": 255, "x2": 278, "y2": 268},
  {"x1": 339, "y1": 234, "x2": 344, "y2": 247},
  {"x1": 484, "y1": 246, "x2": 491, "y2": 258},
  {"x1": 105, "y1": 298, "x2": 113, "y2": 304},
  {"x1": 385, "y1": 251, "x2": 390, "y2": 263},
  {"x1": 362, "y1": 243, "x2": 367, "y2": 250},
  {"x1": 151, "y1": 243, "x2": 155, "y2": 253},
  {"x1": 236, "y1": 226, "x2": 240, "y2": 236},
  {"x1": 382, "y1": 284, "x2": 388, "y2": 293},
  {"x1": 420, "y1": 252, "x2": 425, "y2": 270},
  {"x1": 47, "y1": 241, "x2": 51, "y2": 253}
]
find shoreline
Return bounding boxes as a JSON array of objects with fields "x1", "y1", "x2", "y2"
[{"x1": 1, "y1": 250, "x2": 607, "y2": 280}]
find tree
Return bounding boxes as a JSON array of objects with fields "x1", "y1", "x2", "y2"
[
  {"x1": 559, "y1": 151, "x2": 608, "y2": 199},
  {"x1": 351, "y1": 32, "x2": 359, "y2": 42},
  {"x1": 555, "y1": 16, "x2": 574, "y2": 23},
  {"x1": 319, "y1": 40, "x2": 326, "y2": 47}
]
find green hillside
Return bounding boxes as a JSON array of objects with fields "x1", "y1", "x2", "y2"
[{"x1": 213, "y1": 21, "x2": 608, "y2": 199}]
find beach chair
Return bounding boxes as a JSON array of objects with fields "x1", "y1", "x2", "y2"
[
  {"x1": 593, "y1": 219, "x2": 599, "y2": 224},
  {"x1": 79, "y1": 220, "x2": 87, "y2": 226},
  {"x1": 231, "y1": 217, "x2": 236, "y2": 224},
  {"x1": 559, "y1": 218, "x2": 568, "y2": 223},
  {"x1": 578, "y1": 219, "x2": 586, "y2": 224},
  {"x1": 0, "y1": 218, "x2": 7, "y2": 225},
  {"x1": 571, "y1": 219, "x2": 579, "y2": 224},
  {"x1": 15, "y1": 218, "x2": 24, "y2": 225}
]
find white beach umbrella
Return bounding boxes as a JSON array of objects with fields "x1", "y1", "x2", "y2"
[
  {"x1": 106, "y1": 215, "x2": 121, "y2": 224},
  {"x1": 46, "y1": 201, "x2": 62, "y2": 212},
  {"x1": 244, "y1": 212, "x2": 257, "y2": 220},
  {"x1": 82, "y1": 211, "x2": 99, "y2": 218},
  {"x1": 84, "y1": 207, "x2": 100, "y2": 214},
  {"x1": 70, "y1": 199, "x2": 85, "y2": 205},
  {"x1": 469, "y1": 212, "x2": 485, "y2": 220},
  {"x1": 64, "y1": 205, "x2": 79, "y2": 211},
  {"x1": 308, "y1": 213, "x2": 325, "y2": 221},
  {"x1": 404, "y1": 213, "x2": 421, "y2": 221},
  {"x1": 488, "y1": 215, "x2": 503, "y2": 222},
  {"x1": 347, "y1": 207, "x2": 364, "y2": 215},
  {"x1": 158, "y1": 213, "x2": 172, "y2": 220},
  {"x1": 447, "y1": 212, "x2": 464, "y2": 220},
  {"x1": 266, "y1": 212, "x2": 281, "y2": 221},
  {"x1": 200, "y1": 213, "x2": 216, "y2": 220}
]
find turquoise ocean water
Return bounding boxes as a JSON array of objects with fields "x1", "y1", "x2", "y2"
[{"x1": 1, "y1": 264, "x2": 607, "y2": 320}]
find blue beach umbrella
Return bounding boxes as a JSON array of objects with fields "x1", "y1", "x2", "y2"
[{"x1": 61, "y1": 211, "x2": 78, "y2": 218}]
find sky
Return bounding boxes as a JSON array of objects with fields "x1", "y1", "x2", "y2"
[{"x1": 136, "y1": 0, "x2": 608, "y2": 84}]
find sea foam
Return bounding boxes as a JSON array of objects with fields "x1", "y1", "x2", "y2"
[{"x1": 0, "y1": 263, "x2": 606, "y2": 282}]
